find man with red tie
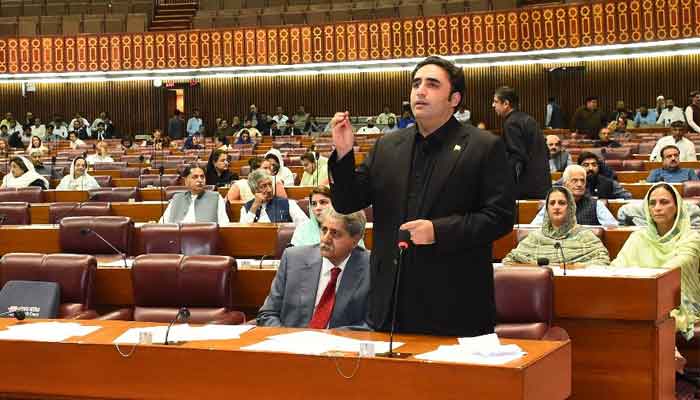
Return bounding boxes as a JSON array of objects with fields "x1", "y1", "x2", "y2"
[{"x1": 257, "y1": 209, "x2": 370, "y2": 329}]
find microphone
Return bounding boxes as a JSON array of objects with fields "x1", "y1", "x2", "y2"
[
  {"x1": 536, "y1": 257, "x2": 550, "y2": 267},
  {"x1": 0, "y1": 310, "x2": 26, "y2": 320},
  {"x1": 164, "y1": 307, "x2": 191, "y2": 345},
  {"x1": 378, "y1": 229, "x2": 411, "y2": 359},
  {"x1": 158, "y1": 165, "x2": 166, "y2": 218},
  {"x1": 51, "y1": 156, "x2": 56, "y2": 179},
  {"x1": 554, "y1": 242, "x2": 567, "y2": 276},
  {"x1": 80, "y1": 227, "x2": 128, "y2": 269}
]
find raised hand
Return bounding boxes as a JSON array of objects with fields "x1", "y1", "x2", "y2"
[{"x1": 331, "y1": 111, "x2": 354, "y2": 159}]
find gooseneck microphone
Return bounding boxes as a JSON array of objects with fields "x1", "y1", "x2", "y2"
[
  {"x1": 80, "y1": 227, "x2": 128, "y2": 269},
  {"x1": 536, "y1": 257, "x2": 550, "y2": 267},
  {"x1": 378, "y1": 229, "x2": 411, "y2": 358},
  {"x1": 164, "y1": 307, "x2": 191, "y2": 345},
  {"x1": 158, "y1": 165, "x2": 166, "y2": 218},
  {"x1": 0, "y1": 310, "x2": 26, "y2": 320},
  {"x1": 554, "y1": 242, "x2": 567, "y2": 276}
]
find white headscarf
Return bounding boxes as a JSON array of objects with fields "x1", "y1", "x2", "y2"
[
  {"x1": 56, "y1": 157, "x2": 99, "y2": 191},
  {"x1": 1, "y1": 155, "x2": 49, "y2": 189}
]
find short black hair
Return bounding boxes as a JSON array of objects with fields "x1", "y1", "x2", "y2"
[
  {"x1": 494, "y1": 86, "x2": 519, "y2": 108},
  {"x1": 585, "y1": 96, "x2": 599, "y2": 103},
  {"x1": 671, "y1": 120, "x2": 687, "y2": 129},
  {"x1": 577, "y1": 151, "x2": 599, "y2": 165},
  {"x1": 300, "y1": 152, "x2": 316, "y2": 164},
  {"x1": 690, "y1": 90, "x2": 700, "y2": 97},
  {"x1": 248, "y1": 156, "x2": 263, "y2": 170},
  {"x1": 660, "y1": 144, "x2": 680, "y2": 158},
  {"x1": 181, "y1": 164, "x2": 205, "y2": 178},
  {"x1": 412, "y1": 55, "x2": 465, "y2": 109}
]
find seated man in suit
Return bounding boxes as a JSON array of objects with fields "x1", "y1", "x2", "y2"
[
  {"x1": 159, "y1": 165, "x2": 229, "y2": 224},
  {"x1": 257, "y1": 209, "x2": 370, "y2": 328},
  {"x1": 239, "y1": 169, "x2": 308, "y2": 226}
]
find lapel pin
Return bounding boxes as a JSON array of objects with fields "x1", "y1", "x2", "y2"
[{"x1": 453, "y1": 145, "x2": 461, "y2": 152}]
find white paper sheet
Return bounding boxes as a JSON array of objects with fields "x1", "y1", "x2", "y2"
[
  {"x1": 549, "y1": 266, "x2": 665, "y2": 278},
  {"x1": 112, "y1": 324, "x2": 255, "y2": 344},
  {"x1": 241, "y1": 330, "x2": 403, "y2": 355},
  {"x1": 0, "y1": 322, "x2": 101, "y2": 342},
  {"x1": 415, "y1": 333, "x2": 525, "y2": 365}
]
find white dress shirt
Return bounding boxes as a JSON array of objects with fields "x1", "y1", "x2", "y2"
[
  {"x1": 239, "y1": 199, "x2": 309, "y2": 226},
  {"x1": 86, "y1": 154, "x2": 115, "y2": 165},
  {"x1": 272, "y1": 114, "x2": 288, "y2": 126},
  {"x1": 159, "y1": 193, "x2": 230, "y2": 224},
  {"x1": 453, "y1": 109, "x2": 471, "y2": 123},
  {"x1": 314, "y1": 255, "x2": 351, "y2": 307},
  {"x1": 656, "y1": 107, "x2": 685, "y2": 126},
  {"x1": 649, "y1": 135, "x2": 697, "y2": 162}
]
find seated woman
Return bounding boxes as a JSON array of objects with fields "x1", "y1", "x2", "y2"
[
  {"x1": 239, "y1": 169, "x2": 308, "y2": 226},
  {"x1": 205, "y1": 149, "x2": 237, "y2": 188},
  {"x1": 214, "y1": 136, "x2": 232, "y2": 151},
  {"x1": 264, "y1": 148, "x2": 295, "y2": 186},
  {"x1": 503, "y1": 186, "x2": 610, "y2": 266},
  {"x1": 0, "y1": 156, "x2": 49, "y2": 189},
  {"x1": 26, "y1": 136, "x2": 48, "y2": 156},
  {"x1": 291, "y1": 186, "x2": 365, "y2": 248},
  {"x1": 299, "y1": 152, "x2": 329, "y2": 186},
  {"x1": 56, "y1": 157, "x2": 100, "y2": 191},
  {"x1": 611, "y1": 183, "x2": 700, "y2": 340},
  {"x1": 226, "y1": 157, "x2": 287, "y2": 203},
  {"x1": 67, "y1": 131, "x2": 86, "y2": 150},
  {"x1": 235, "y1": 129, "x2": 253, "y2": 145}
]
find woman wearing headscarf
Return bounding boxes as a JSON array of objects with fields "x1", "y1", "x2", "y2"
[
  {"x1": 205, "y1": 149, "x2": 237, "y2": 188},
  {"x1": 26, "y1": 136, "x2": 48, "y2": 156},
  {"x1": 264, "y1": 148, "x2": 295, "y2": 186},
  {"x1": 56, "y1": 156, "x2": 100, "y2": 191},
  {"x1": 503, "y1": 186, "x2": 610, "y2": 266},
  {"x1": 611, "y1": 183, "x2": 700, "y2": 340},
  {"x1": 1, "y1": 156, "x2": 49, "y2": 189}
]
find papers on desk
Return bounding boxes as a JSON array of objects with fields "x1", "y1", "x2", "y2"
[
  {"x1": 549, "y1": 266, "x2": 665, "y2": 278},
  {"x1": 415, "y1": 334, "x2": 525, "y2": 365},
  {"x1": 0, "y1": 322, "x2": 101, "y2": 342},
  {"x1": 241, "y1": 330, "x2": 403, "y2": 355},
  {"x1": 236, "y1": 259, "x2": 280, "y2": 269},
  {"x1": 113, "y1": 324, "x2": 255, "y2": 344},
  {"x1": 99, "y1": 258, "x2": 134, "y2": 268}
]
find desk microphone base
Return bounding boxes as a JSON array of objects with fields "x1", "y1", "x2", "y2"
[{"x1": 375, "y1": 352, "x2": 412, "y2": 359}]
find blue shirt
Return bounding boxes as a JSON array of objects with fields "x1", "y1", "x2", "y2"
[
  {"x1": 397, "y1": 117, "x2": 415, "y2": 129},
  {"x1": 531, "y1": 199, "x2": 619, "y2": 226},
  {"x1": 646, "y1": 168, "x2": 699, "y2": 183},
  {"x1": 634, "y1": 110, "x2": 658, "y2": 127},
  {"x1": 186, "y1": 117, "x2": 203, "y2": 136}
]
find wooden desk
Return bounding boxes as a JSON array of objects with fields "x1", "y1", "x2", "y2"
[
  {"x1": 616, "y1": 171, "x2": 652, "y2": 183},
  {"x1": 621, "y1": 183, "x2": 683, "y2": 199},
  {"x1": 0, "y1": 320, "x2": 571, "y2": 400},
  {"x1": 552, "y1": 268, "x2": 679, "y2": 400},
  {"x1": 644, "y1": 161, "x2": 700, "y2": 170}
]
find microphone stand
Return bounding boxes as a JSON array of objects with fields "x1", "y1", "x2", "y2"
[
  {"x1": 164, "y1": 307, "x2": 191, "y2": 345},
  {"x1": 80, "y1": 227, "x2": 128, "y2": 269},
  {"x1": 0, "y1": 310, "x2": 26, "y2": 320},
  {"x1": 377, "y1": 230, "x2": 412, "y2": 359},
  {"x1": 554, "y1": 242, "x2": 567, "y2": 276},
  {"x1": 158, "y1": 165, "x2": 165, "y2": 219}
]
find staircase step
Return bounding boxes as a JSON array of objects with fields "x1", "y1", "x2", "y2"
[{"x1": 153, "y1": 15, "x2": 193, "y2": 20}]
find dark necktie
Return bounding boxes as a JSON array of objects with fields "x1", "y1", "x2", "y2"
[{"x1": 308, "y1": 267, "x2": 341, "y2": 329}]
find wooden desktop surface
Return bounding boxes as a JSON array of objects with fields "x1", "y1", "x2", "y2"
[{"x1": 0, "y1": 320, "x2": 571, "y2": 400}]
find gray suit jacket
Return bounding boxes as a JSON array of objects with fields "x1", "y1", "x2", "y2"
[{"x1": 257, "y1": 245, "x2": 370, "y2": 328}]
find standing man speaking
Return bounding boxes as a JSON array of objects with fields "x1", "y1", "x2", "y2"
[{"x1": 328, "y1": 56, "x2": 515, "y2": 337}]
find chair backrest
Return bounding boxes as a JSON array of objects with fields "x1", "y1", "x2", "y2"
[
  {"x1": 684, "y1": 181, "x2": 700, "y2": 197},
  {"x1": 131, "y1": 254, "x2": 239, "y2": 323},
  {"x1": 93, "y1": 162, "x2": 127, "y2": 170},
  {"x1": 0, "y1": 253, "x2": 96, "y2": 316},
  {"x1": 59, "y1": 216, "x2": 133, "y2": 254},
  {"x1": 120, "y1": 167, "x2": 145, "y2": 178},
  {"x1": 621, "y1": 160, "x2": 643, "y2": 171},
  {"x1": 88, "y1": 187, "x2": 140, "y2": 202},
  {"x1": 92, "y1": 175, "x2": 113, "y2": 187},
  {"x1": 139, "y1": 174, "x2": 180, "y2": 188},
  {"x1": 494, "y1": 266, "x2": 553, "y2": 340},
  {"x1": 138, "y1": 223, "x2": 219, "y2": 255},
  {"x1": 48, "y1": 202, "x2": 112, "y2": 224},
  {"x1": 602, "y1": 147, "x2": 632, "y2": 160},
  {"x1": 274, "y1": 223, "x2": 296, "y2": 258},
  {"x1": 296, "y1": 198, "x2": 309, "y2": 217},
  {"x1": 0, "y1": 187, "x2": 43, "y2": 203},
  {"x1": 0, "y1": 202, "x2": 30, "y2": 225}
]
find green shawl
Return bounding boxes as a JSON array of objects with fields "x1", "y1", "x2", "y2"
[
  {"x1": 611, "y1": 183, "x2": 700, "y2": 339},
  {"x1": 503, "y1": 187, "x2": 611, "y2": 266}
]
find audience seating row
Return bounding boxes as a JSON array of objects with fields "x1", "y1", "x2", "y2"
[{"x1": 0, "y1": 13, "x2": 146, "y2": 36}]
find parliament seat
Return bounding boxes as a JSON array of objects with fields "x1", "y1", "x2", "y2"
[
  {"x1": 59, "y1": 216, "x2": 133, "y2": 256},
  {"x1": 602, "y1": 147, "x2": 633, "y2": 160},
  {"x1": 93, "y1": 175, "x2": 113, "y2": 187},
  {"x1": 683, "y1": 181, "x2": 700, "y2": 198},
  {"x1": 275, "y1": 223, "x2": 296, "y2": 258},
  {"x1": 138, "y1": 223, "x2": 220, "y2": 255},
  {"x1": 93, "y1": 162, "x2": 127, "y2": 170},
  {"x1": 102, "y1": 254, "x2": 246, "y2": 325},
  {"x1": 120, "y1": 167, "x2": 145, "y2": 178},
  {"x1": 0, "y1": 253, "x2": 98, "y2": 319},
  {"x1": 494, "y1": 266, "x2": 567, "y2": 340},
  {"x1": 621, "y1": 160, "x2": 644, "y2": 171},
  {"x1": 0, "y1": 202, "x2": 31, "y2": 225},
  {"x1": 88, "y1": 187, "x2": 140, "y2": 202},
  {"x1": 139, "y1": 174, "x2": 181, "y2": 188},
  {"x1": 677, "y1": 325, "x2": 700, "y2": 368},
  {"x1": 0, "y1": 187, "x2": 43, "y2": 203},
  {"x1": 48, "y1": 202, "x2": 112, "y2": 225}
]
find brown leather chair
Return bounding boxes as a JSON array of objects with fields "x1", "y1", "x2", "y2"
[
  {"x1": 0, "y1": 253, "x2": 98, "y2": 319},
  {"x1": 296, "y1": 198, "x2": 310, "y2": 217},
  {"x1": 88, "y1": 187, "x2": 141, "y2": 202},
  {"x1": 59, "y1": 216, "x2": 133, "y2": 256},
  {"x1": 683, "y1": 181, "x2": 700, "y2": 197},
  {"x1": 622, "y1": 160, "x2": 644, "y2": 171},
  {"x1": 138, "y1": 223, "x2": 219, "y2": 255},
  {"x1": 48, "y1": 202, "x2": 112, "y2": 224},
  {"x1": 93, "y1": 162, "x2": 127, "y2": 170},
  {"x1": 275, "y1": 223, "x2": 296, "y2": 258},
  {"x1": 139, "y1": 174, "x2": 180, "y2": 188},
  {"x1": 120, "y1": 167, "x2": 146, "y2": 178},
  {"x1": 239, "y1": 165, "x2": 251, "y2": 176},
  {"x1": 92, "y1": 175, "x2": 113, "y2": 187},
  {"x1": 0, "y1": 187, "x2": 43, "y2": 203},
  {"x1": 602, "y1": 147, "x2": 632, "y2": 160},
  {"x1": 494, "y1": 266, "x2": 568, "y2": 340},
  {"x1": 164, "y1": 185, "x2": 216, "y2": 200},
  {"x1": 677, "y1": 325, "x2": 700, "y2": 368},
  {"x1": 0, "y1": 202, "x2": 31, "y2": 225},
  {"x1": 604, "y1": 159, "x2": 622, "y2": 171},
  {"x1": 102, "y1": 254, "x2": 245, "y2": 324}
]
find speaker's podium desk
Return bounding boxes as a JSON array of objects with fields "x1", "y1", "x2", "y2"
[{"x1": 0, "y1": 321, "x2": 571, "y2": 400}]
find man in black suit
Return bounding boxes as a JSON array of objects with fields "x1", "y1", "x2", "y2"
[{"x1": 328, "y1": 56, "x2": 515, "y2": 337}]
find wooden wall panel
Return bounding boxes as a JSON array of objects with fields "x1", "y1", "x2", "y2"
[{"x1": 0, "y1": 53, "x2": 699, "y2": 135}]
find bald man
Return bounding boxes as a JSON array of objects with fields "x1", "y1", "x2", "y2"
[{"x1": 546, "y1": 135, "x2": 572, "y2": 173}]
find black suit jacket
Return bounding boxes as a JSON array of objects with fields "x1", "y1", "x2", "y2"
[{"x1": 329, "y1": 119, "x2": 515, "y2": 336}]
